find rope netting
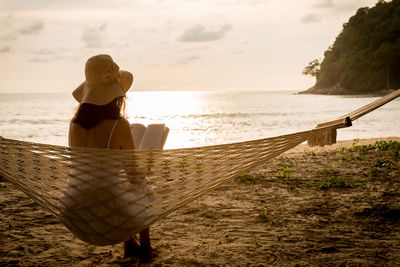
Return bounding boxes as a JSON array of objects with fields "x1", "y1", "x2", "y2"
[
  {"x1": 0, "y1": 88, "x2": 399, "y2": 246},
  {"x1": 0, "y1": 128, "x2": 323, "y2": 245}
]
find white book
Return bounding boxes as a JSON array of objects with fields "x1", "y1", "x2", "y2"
[{"x1": 130, "y1": 123, "x2": 169, "y2": 150}]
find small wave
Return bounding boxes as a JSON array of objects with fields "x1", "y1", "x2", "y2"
[
  {"x1": 5, "y1": 119, "x2": 68, "y2": 125},
  {"x1": 159, "y1": 112, "x2": 293, "y2": 119}
]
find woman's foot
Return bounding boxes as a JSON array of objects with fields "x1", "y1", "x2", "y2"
[
  {"x1": 139, "y1": 227, "x2": 154, "y2": 260},
  {"x1": 123, "y1": 238, "x2": 140, "y2": 258},
  {"x1": 139, "y1": 245, "x2": 157, "y2": 261}
]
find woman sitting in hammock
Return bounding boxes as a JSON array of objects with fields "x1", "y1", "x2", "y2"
[{"x1": 64, "y1": 54, "x2": 154, "y2": 260}]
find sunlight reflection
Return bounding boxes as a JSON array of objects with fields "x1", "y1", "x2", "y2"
[
  {"x1": 124, "y1": 91, "x2": 400, "y2": 150},
  {"x1": 126, "y1": 91, "x2": 215, "y2": 149}
]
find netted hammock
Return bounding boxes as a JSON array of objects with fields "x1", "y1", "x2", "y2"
[{"x1": 1, "y1": 89, "x2": 399, "y2": 246}]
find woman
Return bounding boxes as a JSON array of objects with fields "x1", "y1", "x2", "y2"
[{"x1": 68, "y1": 54, "x2": 153, "y2": 259}]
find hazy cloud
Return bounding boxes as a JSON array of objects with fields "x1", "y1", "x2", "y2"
[
  {"x1": 313, "y1": 0, "x2": 374, "y2": 15},
  {"x1": 28, "y1": 57, "x2": 51, "y2": 63},
  {"x1": 248, "y1": 0, "x2": 269, "y2": 5},
  {"x1": 2, "y1": 14, "x2": 14, "y2": 27},
  {"x1": 31, "y1": 48, "x2": 56, "y2": 55},
  {"x1": 28, "y1": 53, "x2": 65, "y2": 63},
  {"x1": 314, "y1": 0, "x2": 334, "y2": 8},
  {"x1": 0, "y1": 33, "x2": 17, "y2": 41},
  {"x1": 177, "y1": 55, "x2": 200, "y2": 64},
  {"x1": 18, "y1": 21, "x2": 44, "y2": 35},
  {"x1": 0, "y1": 20, "x2": 44, "y2": 40},
  {"x1": 82, "y1": 23, "x2": 107, "y2": 48},
  {"x1": 180, "y1": 45, "x2": 208, "y2": 53},
  {"x1": 301, "y1": 14, "x2": 322, "y2": 23},
  {"x1": 0, "y1": 14, "x2": 16, "y2": 40},
  {"x1": 30, "y1": 47, "x2": 70, "y2": 56},
  {"x1": 178, "y1": 24, "x2": 232, "y2": 42},
  {"x1": 170, "y1": 55, "x2": 201, "y2": 66},
  {"x1": 0, "y1": 46, "x2": 12, "y2": 53}
]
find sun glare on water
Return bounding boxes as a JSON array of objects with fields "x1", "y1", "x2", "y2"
[{"x1": 125, "y1": 91, "x2": 211, "y2": 148}]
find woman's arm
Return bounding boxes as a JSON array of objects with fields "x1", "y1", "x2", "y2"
[
  {"x1": 109, "y1": 118, "x2": 135, "y2": 150},
  {"x1": 110, "y1": 119, "x2": 148, "y2": 180}
]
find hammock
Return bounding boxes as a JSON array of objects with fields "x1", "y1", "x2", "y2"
[{"x1": 1, "y1": 89, "x2": 399, "y2": 246}]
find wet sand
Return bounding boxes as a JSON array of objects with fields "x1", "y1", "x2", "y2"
[{"x1": 1, "y1": 137, "x2": 400, "y2": 266}]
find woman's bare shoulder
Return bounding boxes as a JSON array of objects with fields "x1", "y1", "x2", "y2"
[
  {"x1": 117, "y1": 118, "x2": 131, "y2": 128},
  {"x1": 110, "y1": 117, "x2": 135, "y2": 149}
]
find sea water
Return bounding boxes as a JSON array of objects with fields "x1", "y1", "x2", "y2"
[{"x1": 0, "y1": 90, "x2": 399, "y2": 149}]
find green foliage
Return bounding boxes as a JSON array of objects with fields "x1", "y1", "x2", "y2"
[
  {"x1": 356, "y1": 154, "x2": 366, "y2": 160},
  {"x1": 308, "y1": 0, "x2": 400, "y2": 93},
  {"x1": 258, "y1": 210, "x2": 268, "y2": 220},
  {"x1": 287, "y1": 184, "x2": 297, "y2": 192},
  {"x1": 350, "y1": 140, "x2": 399, "y2": 153},
  {"x1": 353, "y1": 139, "x2": 360, "y2": 146},
  {"x1": 373, "y1": 140, "x2": 400, "y2": 151},
  {"x1": 339, "y1": 141, "x2": 400, "y2": 164},
  {"x1": 302, "y1": 59, "x2": 321, "y2": 77},
  {"x1": 370, "y1": 166, "x2": 378, "y2": 179},
  {"x1": 277, "y1": 163, "x2": 292, "y2": 180},
  {"x1": 340, "y1": 154, "x2": 353, "y2": 161},
  {"x1": 376, "y1": 158, "x2": 392, "y2": 167},
  {"x1": 237, "y1": 172, "x2": 262, "y2": 182},
  {"x1": 304, "y1": 151, "x2": 316, "y2": 157},
  {"x1": 318, "y1": 166, "x2": 338, "y2": 176},
  {"x1": 317, "y1": 177, "x2": 357, "y2": 190}
]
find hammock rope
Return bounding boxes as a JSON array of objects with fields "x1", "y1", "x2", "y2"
[{"x1": 0, "y1": 88, "x2": 399, "y2": 246}]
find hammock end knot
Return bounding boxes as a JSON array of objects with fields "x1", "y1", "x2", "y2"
[{"x1": 308, "y1": 117, "x2": 352, "y2": 147}]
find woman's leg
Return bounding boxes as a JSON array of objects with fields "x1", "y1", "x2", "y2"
[
  {"x1": 140, "y1": 227, "x2": 151, "y2": 248},
  {"x1": 139, "y1": 227, "x2": 154, "y2": 258}
]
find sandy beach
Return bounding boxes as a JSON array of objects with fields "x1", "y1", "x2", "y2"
[{"x1": 1, "y1": 137, "x2": 399, "y2": 266}]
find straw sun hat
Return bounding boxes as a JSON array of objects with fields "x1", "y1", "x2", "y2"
[{"x1": 73, "y1": 54, "x2": 133, "y2": 105}]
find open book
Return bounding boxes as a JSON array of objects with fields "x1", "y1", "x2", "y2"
[{"x1": 130, "y1": 123, "x2": 169, "y2": 150}]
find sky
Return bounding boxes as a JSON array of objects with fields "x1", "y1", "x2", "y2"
[{"x1": 0, "y1": 0, "x2": 378, "y2": 93}]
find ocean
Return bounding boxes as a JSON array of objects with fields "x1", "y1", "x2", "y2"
[{"x1": 0, "y1": 90, "x2": 399, "y2": 149}]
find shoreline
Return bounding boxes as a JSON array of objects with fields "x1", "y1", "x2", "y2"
[
  {"x1": 1, "y1": 137, "x2": 399, "y2": 265},
  {"x1": 298, "y1": 85, "x2": 396, "y2": 96}
]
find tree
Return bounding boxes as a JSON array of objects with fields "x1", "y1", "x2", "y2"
[
  {"x1": 304, "y1": 0, "x2": 400, "y2": 94},
  {"x1": 302, "y1": 59, "x2": 320, "y2": 78}
]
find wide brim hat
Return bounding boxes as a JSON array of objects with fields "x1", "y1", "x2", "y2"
[{"x1": 73, "y1": 54, "x2": 133, "y2": 105}]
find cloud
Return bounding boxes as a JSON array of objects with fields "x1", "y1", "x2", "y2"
[
  {"x1": 170, "y1": 55, "x2": 201, "y2": 66},
  {"x1": 180, "y1": 45, "x2": 208, "y2": 53},
  {"x1": 301, "y1": 14, "x2": 322, "y2": 24},
  {"x1": 0, "y1": 33, "x2": 17, "y2": 41},
  {"x1": 28, "y1": 57, "x2": 51, "y2": 63},
  {"x1": 0, "y1": 14, "x2": 16, "y2": 40},
  {"x1": 30, "y1": 47, "x2": 70, "y2": 56},
  {"x1": 312, "y1": 0, "x2": 375, "y2": 15},
  {"x1": 18, "y1": 21, "x2": 44, "y2": 35},
  {"x1": 314, "y1": 0, "x2": 334, "y2": 8},
  {"x1": 177, "y1": 55, "x2": 200, "y2": 65},
  {"x1": 178, "y1": 24, "x2": 232, "y2": 42},
  {"x1": 0, "y1": 17, "x2": 44, "y2": 41},
  {"x1": 28, "y1": 53, "x2": 65, "y2": 63},
  {"x1": 248, "y1": 0, "x2": 269, "y2": 5},
  {"x1": 2, "y1": 14, "x2": 14, "y2": 27},
  {"x1": 31, "y1": 48, "x2": 56, "y2": 55},
  {"x1": 0, "y1": 46, "x2": 12, "y2": 53},
  {"x1": 81, "y1": 23, "x2": 107, "y2": 48}
]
